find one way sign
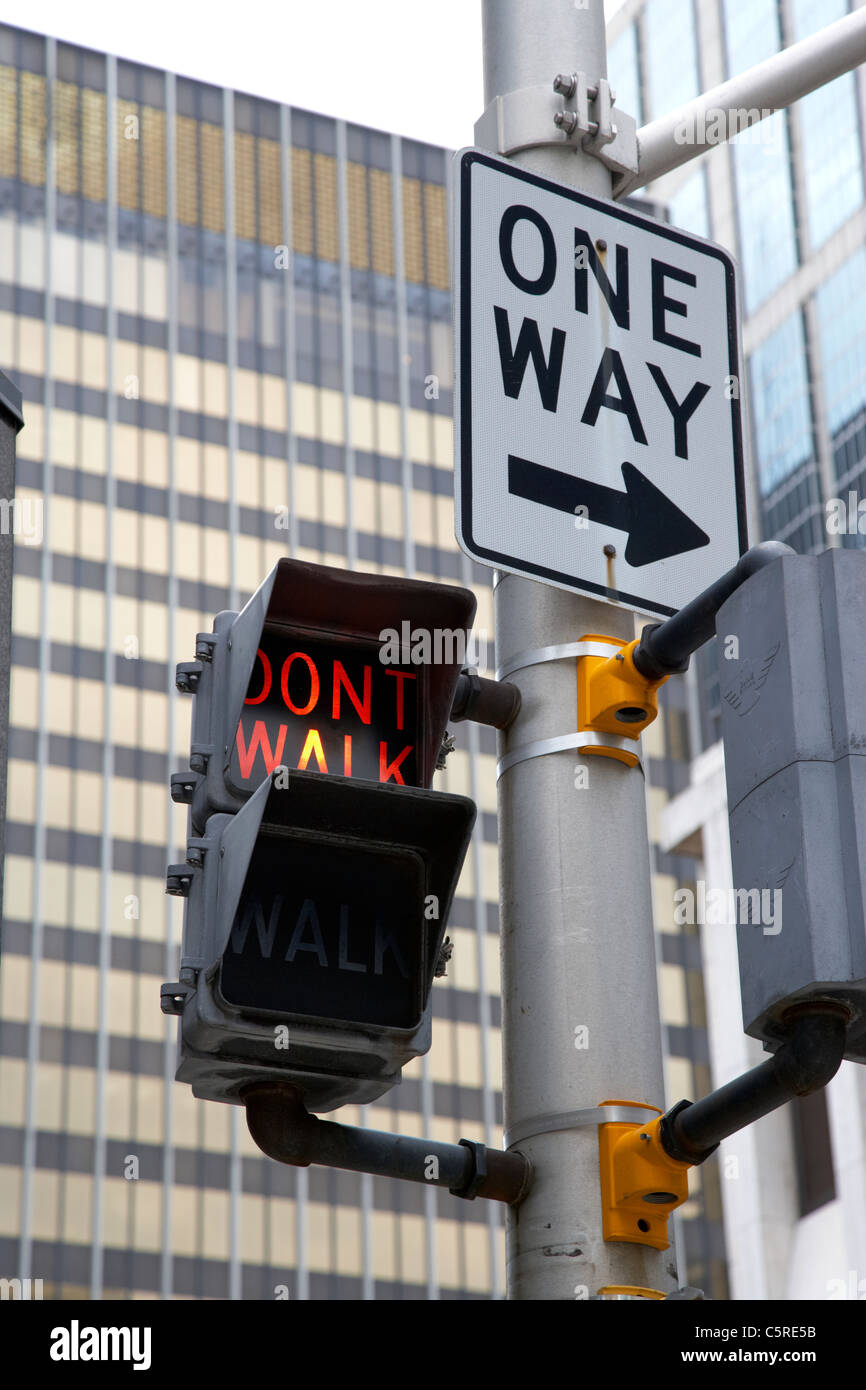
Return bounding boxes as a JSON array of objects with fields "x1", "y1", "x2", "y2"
[{"x1": 453, "y1": 149, "x2": 747, "y2": 617}]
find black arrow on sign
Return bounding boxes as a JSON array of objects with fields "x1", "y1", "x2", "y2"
[{"x1": 507, "y1": 454, "x2": 711, "y2": 568}]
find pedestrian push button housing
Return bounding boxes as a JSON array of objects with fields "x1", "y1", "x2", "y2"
[{"x1": 576, "y1": 634, "x2": 668, "y2": 767}]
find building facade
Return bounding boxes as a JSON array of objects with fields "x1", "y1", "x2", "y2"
[
  {"x1": 0, "y1": 15, "x2": 735, "y2": 1300},
  {"x1": 608, "y1": 0, "x2": 866, "y2": 1299}
]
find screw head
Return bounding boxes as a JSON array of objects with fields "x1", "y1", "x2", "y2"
[{"x1": 552, "y1": 72, "x2": 576, "y2": 98}]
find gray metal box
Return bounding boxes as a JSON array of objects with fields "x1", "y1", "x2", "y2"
[{"x1": 717, "y1": 550, "x2": 866, "y2": 1060}]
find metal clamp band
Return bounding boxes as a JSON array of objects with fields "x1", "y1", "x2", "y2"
[
  {"x1": 505, "y1": 1105, "x2": 660, "y2": 1151},
  {"x1": 497, "y1": 732, "x2": 583, "y2": 778},
  {"x1": 496, "y1": 730, "x2": 643, "y2": 779},
  {"x1": 496, "y1": 639, "x2": 623, "y2": 682}
]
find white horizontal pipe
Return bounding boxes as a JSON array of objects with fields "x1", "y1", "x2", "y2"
[{"x1": 617, "y1": 8, "x2": 866, "y2": 196}]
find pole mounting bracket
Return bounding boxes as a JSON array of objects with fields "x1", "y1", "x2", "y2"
[
  {"x1": 598, "y1": 1100, "x2": 691, "y2": 1251},
  {"x1": 474, "y1": 74, "x2": 638, "y2": 176},
  {"x1": 576, "y1": 633, "x2": 668, "y2": 767}
]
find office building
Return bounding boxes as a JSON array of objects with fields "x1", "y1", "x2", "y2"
[
  {"x1": 2, "y1": 6, "x2": 818, "y2": 1298},
  {"x1": 608, "y1": 0, "x2": 866, "y2": 1299}
]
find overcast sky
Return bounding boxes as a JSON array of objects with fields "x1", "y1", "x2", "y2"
[{"x1": 3, "y1": 0, "x2": 622, "y2": 150}]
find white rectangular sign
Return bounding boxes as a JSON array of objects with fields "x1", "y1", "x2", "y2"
[{"x1": 453, "y1": 149, "x2": 747, "y2": 618}]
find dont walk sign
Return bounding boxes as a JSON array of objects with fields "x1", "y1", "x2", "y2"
[{"x1": 453, "y1": 149, "x2": 747, "y2": 618}]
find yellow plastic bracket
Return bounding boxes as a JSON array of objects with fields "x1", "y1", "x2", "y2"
[
  {"x1": 576, "y1": 635, "x2": 668, "y2": 766},
  {"x1": 598, "y1": 1099, "x2": 691, "y2": 1251},
  {"x1": 596, "y1": 1285, "x2": 666, "y2": 1300}
]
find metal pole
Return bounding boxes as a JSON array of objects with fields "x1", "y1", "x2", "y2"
[
  {"x1": 616, "y1": 7, "x2": 866, "y2": 197},
  {"x1": 480, "y1": 0, "x2": 676, "y2": 1299}
]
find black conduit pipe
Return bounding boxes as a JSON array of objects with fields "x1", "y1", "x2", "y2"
[
  {"x1": 633, "y1": 541, "x2": 795, "y2": 680},
  {"x1": 245, "y1": 1082, "x2": 532, "y2": 1205},
  {"x1": 451, "y1": 670, "x2": 522, "y2": 729},
  {"x1": 660, "y1": 1004, "x2": 849, "y2": 1166}
]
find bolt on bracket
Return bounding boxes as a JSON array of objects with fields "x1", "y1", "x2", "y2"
[{"x1": 473, "y1": 73, "x2": 637, "y2": 177}]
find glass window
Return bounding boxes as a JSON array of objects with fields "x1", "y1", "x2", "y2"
[
  {"x1": 257, "y1": 271, "x2": 283, "y2": 352},
  {"x1": 236, "y1": 255, "x2": 283, "y2": 355},
  {"x1": 352, "y1": 298, "x2": 399, "y2": 405},
  {"x1": 428, "y1": 318, "x2": 453, "y2": 393},
  {"x1": 81, "y1": 239, "x2": 107, "y2": 306},
  {"x1": 369, "y1": 167, "x2": 394, "y2": 277},
  {"x1": 791, "y1": 0, "x2": 863, "y2": 249},
  {"x1": 815, "y1": 244, "x2": 866, "y2": 505},
  {"x1": 791, "y1": 1089, "x2": 836, "y2": 1214},
  {"x1": 667, "y1": 169, "x2": 709, "y2": 239},
  {"x1": 815, "y1": 247, "x2": 866, "y2": 436},
  {"x1": 607, "y1": 23, "x2": 642, "y2": 126},
  {"x1": 749, "y1": 311, "x2": 813, "y2": 496},
  {"x1": 295, "y1": 284, "x2": 342, "y2": 392},
  {"x1": 723, "y1": 0, "x2": 797, "y2": 311},
  {"x1": 178, "y1": 244, "x2": 226, "y2": 337},
  {"x1": 19, "y1": 69, "x2": 46, "y2": 185},
  {"x1": 643, "y1": 0, "x2": 699, "y2": 122}
]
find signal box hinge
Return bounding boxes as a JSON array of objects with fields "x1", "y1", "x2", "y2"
[
  {"x1": 160, "y1": 981, "x2": 191, "y2": 1016},
  {"x1": 184, "y1": 837, "x2": 210, "y2": 868},
  {"x1": 176, "y1": 660, "x2": 203, "y2": 694},
  {"x1": 165, "y1": 863, "x2": 194, "y2": 898},
  {"x1": 576, "y1": 635, "x2": 668, "y2": 767},
  {"x1": 189, "y1": 743, "x2": 215, "y2": 774},
  {"x1": 598, "y1": 1099, "x2": 691, "y2": 1250},
  {"x1": 170, "y1": 772, "x2": 196, "y2": 804}
]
